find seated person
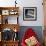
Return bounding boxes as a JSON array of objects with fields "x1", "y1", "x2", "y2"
[{"x1": 21, "y1": 28, "x2": 41, "y2": 46}]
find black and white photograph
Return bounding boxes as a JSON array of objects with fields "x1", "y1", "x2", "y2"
[{"x1": 23, "y1": 7, "x2": 37, "y2": 21}]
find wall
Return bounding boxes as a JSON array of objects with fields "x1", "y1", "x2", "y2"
[
  {"x1": 18, "y1": 26, "x2": 43, "y2": 44},
  {"x1": 0, "y1": 0, "x2": 44, "y2": 26},
  {"x1": 18, "y1": 0, "x2": 44, "y2": 26}
]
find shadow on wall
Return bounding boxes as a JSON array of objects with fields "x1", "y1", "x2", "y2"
[{"x1": 18, "y1": 26, "x2": 44, "y2": 44}]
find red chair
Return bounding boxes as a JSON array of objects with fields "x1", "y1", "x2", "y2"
[{"x1": 21, "y1": 28, "x2": 41, "y2": 46}]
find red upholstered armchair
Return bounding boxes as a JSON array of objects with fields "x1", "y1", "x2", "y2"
[{"x1": 21, "y1": 28, "x2": 41, "y2": 46}]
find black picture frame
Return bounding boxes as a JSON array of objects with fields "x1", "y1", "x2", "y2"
[{"x1": 23, "y1": 7, "x2": 37, "y2": 21}]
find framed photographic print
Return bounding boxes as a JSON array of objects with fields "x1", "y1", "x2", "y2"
[
  {"x1": 2, "y1": 10, "x2": 9, "y2": 15},
  {"x1": 9, "y1": 10, "x2": 18, "y2": 15},
  {"x1": 23, "y1": 7, "x2": 37, "y2": 21}
]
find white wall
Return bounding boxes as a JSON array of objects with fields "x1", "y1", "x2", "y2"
[{"x1": 0, "y1": 0, "x2": 44, "y2": 26}]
